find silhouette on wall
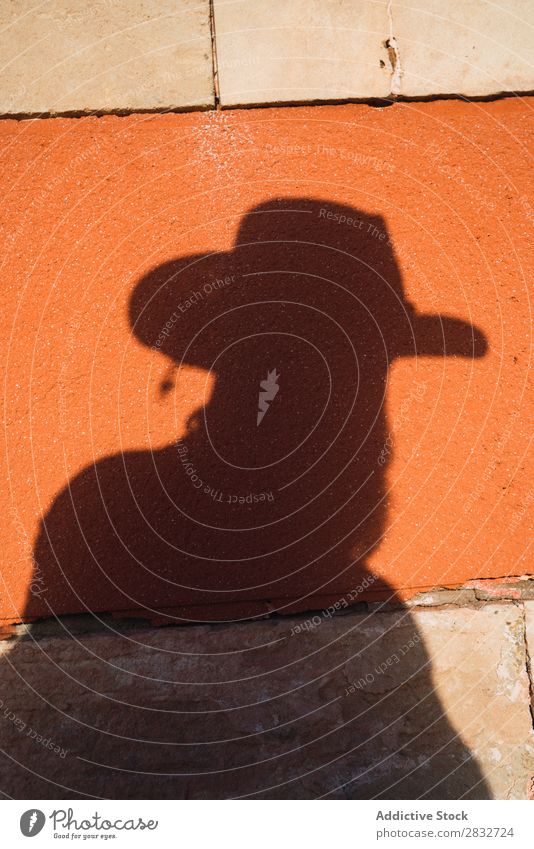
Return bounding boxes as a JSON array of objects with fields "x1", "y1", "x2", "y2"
[
  {"x1": 32, "y1": 198, "x2": 487, "y2": 616},
  {"x1": 23, "y1": 198, "x2": 490, "y2": 798}
]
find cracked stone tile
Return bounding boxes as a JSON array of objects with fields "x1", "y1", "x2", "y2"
[
  {"x1": 0, "y1": 603, "x2": 533, "y2": 798},
  {"x1": 213, "y1": 0, "x2": 392, "y2": 106},
  {"x1": 0, "y1": 0, "x2": 214, "y2": 115}
]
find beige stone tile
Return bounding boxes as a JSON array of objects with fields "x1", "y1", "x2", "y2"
[
  {"x1": 0, "y1": 0, "x2": 214, "y2": 115},
  {"x1": 213, "y1": 0, "x2": 392, "y2": 106},
  {"x1": 214, "y1": 0, "x2": 534, "y2": 104},
  {"x1": 413, "y1": 603, "x2": 534, "y2": 800},
  {"x1": 393, "y1": 0, "x2": 534, "y2": 97}
]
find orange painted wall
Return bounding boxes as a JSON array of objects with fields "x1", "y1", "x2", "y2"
[{"x1": 1, "y1": 100, "x2": 532, "y2": 628}]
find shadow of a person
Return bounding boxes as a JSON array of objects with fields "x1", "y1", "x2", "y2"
[{"x1": 23, "y1": 198, "x2": 489, "y2": 798}]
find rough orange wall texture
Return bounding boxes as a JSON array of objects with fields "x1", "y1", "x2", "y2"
[{"x1": 1, "y1": 99, "x2": 532, "y2": 630}]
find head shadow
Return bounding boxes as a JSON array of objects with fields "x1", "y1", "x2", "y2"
[
  {"x1": 123, "y1": 196, "x2": 487, "y2": 607},
  {"x1": 31, "y1": 198, "x2": 489, "y2": 617}
]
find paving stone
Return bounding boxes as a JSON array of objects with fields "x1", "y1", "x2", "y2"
[
  {"x1": 0, "y1": 603, "x2": 531, "y2": 798},
  {"x1": 0, "y1": 1, "x2": 532, "y2": 115},
  {"x1": 213, "y1": 0, "x2": 534, "y2": 105},
  {"x1": 0, "y1": 0, "x2": 214, "y2": 115},
  {"x1": 213, "y1": 0, "x2": 392, "y2": 105},
  {"x1": 393, "y1": 0, "x2": 534, "y2": 97},
  {"x1": 413, "y1": 603, "x2": 534, "y2": 801}
]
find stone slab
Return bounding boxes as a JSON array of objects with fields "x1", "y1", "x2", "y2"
[
  {"x1": 213, "y1": 0, "x2": 392, "y2": 106},
  {"x1": 213, "y1": 0, "x2": 534, "y2": 105},
  {"x1": 0, "y1": 603, "x2": 532, "y2": 798},
  {"x1": 0, "y1": 0, "x2": 214, "y2": 115},
  {"x1": 0, "y1": 99, "x2": 532, "y2": 628},
  {"x1": 393, "y1": 0, "x2": 534, "y2": 98}
]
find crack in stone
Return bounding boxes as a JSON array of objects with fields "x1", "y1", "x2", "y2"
[
  {"x1": 519, "y1": 602, "x2": 534, "y2": 732},
  {"x1": 386, "y1": 0, "x2": 403, "y2": 96},
  {"x1": 208, "y1": 0, "x2": 221, "y2": 109}
]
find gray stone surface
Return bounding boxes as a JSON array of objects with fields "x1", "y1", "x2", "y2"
[
  {"x1": 0, "y1": 603, "x2": 532, "y2": 798},
  {"x1": 0, "y1": 0, "x2": 214, "y2": 115}
]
